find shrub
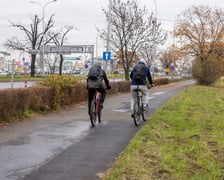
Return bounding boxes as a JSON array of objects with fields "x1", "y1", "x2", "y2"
[
  {"x1": 37, "y1": 75, "x2": 79, "y2": 108},
  {"x1": 108, "y1": 81, "x2": 131, "y2": 94},
  {"x1": 29, "y1": 86, "x2": 54, "y2": 111},
  {"x1": 154, "y1": 78, "x2": 169, "y2": 86},
  {"x1": 0, "y1": 86, "x2": 53, "y2": 122},
  {"x1": 0, "y1": 76, "x2": 170, "y2": 124},
  {"x1": 192, "y1": 55, "x2": 223, "y2": 85}
]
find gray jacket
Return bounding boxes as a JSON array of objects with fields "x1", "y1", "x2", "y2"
[{"x1": 87, "y1": 68, "x2": 110, "y2": 89}]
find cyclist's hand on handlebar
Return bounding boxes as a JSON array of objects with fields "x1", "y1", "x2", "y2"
[{"x1": 147, "y1": 84, "x2": 155, "y2": 89}]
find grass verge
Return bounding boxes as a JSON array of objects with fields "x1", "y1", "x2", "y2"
[
  {"x1": 103, "y1": 84, "x2": 224, "y2": 180},
  {"x1": 0, "y1": 75, "x2": 44, "y2": 82}
]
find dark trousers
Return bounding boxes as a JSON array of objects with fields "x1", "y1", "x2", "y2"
[{"x1": 88, "y1": 87, "x2": 106, "y2": 114}]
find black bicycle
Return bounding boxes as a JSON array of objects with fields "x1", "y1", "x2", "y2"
[
  {"x1": 89, "y1": 90, "x2": 102, "y2": 127},
  {"x1": 132, "y1": 86, "x2": 149, "y2": 126}
]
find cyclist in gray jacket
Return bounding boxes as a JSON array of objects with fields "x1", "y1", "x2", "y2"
[
  {"x1": 87, "y1": 63, "x2": 111, "y2": 115},
  {"x1": 130, "y1": 59, "x2": 154, "y2": 117}
]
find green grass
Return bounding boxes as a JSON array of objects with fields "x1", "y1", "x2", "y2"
[
  {"x1": 0, "y1": 74, "x2": 88, "y2": 82},
  {"x1": 103, "y1": 84, "x2": 224, "y2": 180},
  {"x1": 213, "y1": 77, "x2": 224, "y2": 88},
  {"x1": 0, "y1": 75, "x2": 44, "y2": 82}
]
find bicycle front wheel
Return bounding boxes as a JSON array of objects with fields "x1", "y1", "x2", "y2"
[
  {"x1": 133, "y1": 101, "x2": 141, "y2": 126},
  {"x1": 90, "y1": 100, "x2": 97, "y2": 127}
]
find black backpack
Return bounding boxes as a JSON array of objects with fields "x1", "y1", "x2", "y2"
[
  {"x1": 88, "y1": 65, "x2": 102, "y2": 80},
  {"x1": 133, "y1": 64, "x2": 145, "y2": 82}
]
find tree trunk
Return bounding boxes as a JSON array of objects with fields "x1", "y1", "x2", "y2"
[
  {"x1": 30, "y1": 54, "x2": 36, "y2": 77},
  {"x1": 59, "y1": 54, "x2": 63, "y2": 75},
  {"x1": 123, "y1": 61, "x2": 130, "y2": 81},
  {"x1": 124, "y1": 70, "x2": 130, "y2": 80}
]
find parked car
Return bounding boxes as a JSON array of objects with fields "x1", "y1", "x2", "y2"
[
  {"x1": 181, "y1": 73, "x2": 192, "y2": 78},
  {"x1": 0, "y1": 70, "x2": 7, "y2": 76},
  {"x1": 73, "y1": 69, "x2": 81, "y2": 75}
]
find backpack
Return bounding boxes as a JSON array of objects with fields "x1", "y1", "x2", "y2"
[
  {"x1": 88, "y1": 65, "x2": 102, "y2": 80},
  {"x1": 133, "y1": 63, "x2": 145, "y2": 82}
]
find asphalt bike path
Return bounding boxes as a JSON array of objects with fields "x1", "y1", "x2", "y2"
[{"x1": 0, "y1": 80, "x2": 195, "y2": 180}]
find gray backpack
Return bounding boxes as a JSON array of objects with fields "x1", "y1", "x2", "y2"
[
  {"x1": 133, "y1": 64, "x2": 145, "y2": 82},
  {"x1": 88, "y1": 65, "x2": 102, "y2": 80}
]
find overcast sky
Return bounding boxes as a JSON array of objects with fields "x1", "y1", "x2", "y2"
[{"x1": 0, "y1": 0, "x2": 223, "y2": 59}]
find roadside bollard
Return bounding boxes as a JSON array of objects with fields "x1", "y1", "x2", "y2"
[{"x1": 24, "y1": 81, "x2": 27, "y2": 88}]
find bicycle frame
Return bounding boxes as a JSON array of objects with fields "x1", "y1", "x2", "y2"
[
  {"x1": 136, "y1": 88, "x2": 143, "y2": 114},
  {"x1": 95, "y1": 91, "x2": 101, "y2": 114}
]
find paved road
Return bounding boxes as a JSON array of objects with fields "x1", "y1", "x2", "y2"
[
  {"x1": 0, "y1": 80, "x2": 195, "y2": 180},
  {"x1": 0, "y1": 81, "x2": 36, "y2": 89},
  {"x1": 0, "y1": 78, "x2": 123, "y2": 89}
]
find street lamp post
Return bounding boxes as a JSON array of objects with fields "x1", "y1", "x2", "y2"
[
  {"x1": 152, "y1": 0, "x2": 157, "y2": 20},
  {"x1": 103, "y1": 0, "x2": 112, "y2": 72},
  {"x1": 30, "y1": 0, "x2": 57, "y2": 76},
  {"x1": 151, "y1": 0, "x2": 157, "y2": 79},
  {"x1": 152, "y1": 0, "x2": 157, "y2": 54}
]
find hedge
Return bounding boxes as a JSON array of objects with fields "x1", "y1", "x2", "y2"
[{"x1": 0, "y1": 77, "x2": 168, "y2": 123}]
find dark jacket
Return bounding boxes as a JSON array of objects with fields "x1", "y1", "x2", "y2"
[{"x1": 130, "y1": 62, "x2": 153, "y2": 85}]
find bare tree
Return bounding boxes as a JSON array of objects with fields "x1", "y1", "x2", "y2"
[
  {"x1": 159, "y1": 46, "x2": 179, "y2": 74},
  {"x1": 174, "y1": 5, "x2": 224, "y2": 59},
  {"x1": 48, "y1": 25, "x2": 74, "y2": 75},
  {"x1": 174, "y1": 5, "x2": 224, "y2": 84},
  {"x1": 113, "y1": 50, "x2": 139, "y2": 69},
  {"x1": 139, "y1": 19, "x2": 167, "y2": 67},
  {"x1": 44, "y1": 55, "x2": 58, "y2": 74},
  {"x1": 4, "y1": 15, "x2": 56, "y2": 77},
  {"x1": 101, "y1": 0, "x2": 166, "y2": 80}
]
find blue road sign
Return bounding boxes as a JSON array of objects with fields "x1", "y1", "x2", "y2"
[
  {"x1": 170, "y1": 66, "x2": 175, "y2": 71},
  {"x1": 24, "y1": 62, "x2": 29, "y2": 66},
  {"x1": 103, "y1": 52, "x2": 111, "y2": 60}
]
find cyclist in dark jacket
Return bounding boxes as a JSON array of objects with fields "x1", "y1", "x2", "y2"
[
  {"x1": 87, "y1": 63, "x2": 111, "y2": 115},
  {"x1": 130, "y1": 59, "x2": 154, "y2": 117}
]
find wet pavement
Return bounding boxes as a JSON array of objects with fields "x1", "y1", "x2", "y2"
[{"x1": 0, "y1": 80, "x2": 195, "y2": 180}]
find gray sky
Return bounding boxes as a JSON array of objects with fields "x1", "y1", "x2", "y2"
[{"x1": 0, "y1": 0, "x2": 223, "y2": 59}]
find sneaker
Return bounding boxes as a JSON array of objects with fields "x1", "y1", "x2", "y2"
[
  {"x1": 131, "y1": 113, "x2": 134, "y2": 118},
  {"x1": 143, "y1": 104, "x2": 148, "y2": 111}
]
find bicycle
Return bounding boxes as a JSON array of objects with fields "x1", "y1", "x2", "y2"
[
  {"x1": 89, "y1": 90, "x2": 103, "y2": 127},
  {"x1": 132, "y1": 85, "x2": 149, "y2": 126}
]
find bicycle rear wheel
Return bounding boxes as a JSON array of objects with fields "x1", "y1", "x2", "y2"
[
  {"x1": 90, "y1": 100, "x2": 97, "y2": 127},
  {"x1": 98, "y1": 108, "x2": 102, "y2": 123},
  {"x1": 133, "y1": 101, "x2": 141, "y2": 126},
  {"x1": 142, "y1": 104, "x2": 149, "y2": 121}
]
